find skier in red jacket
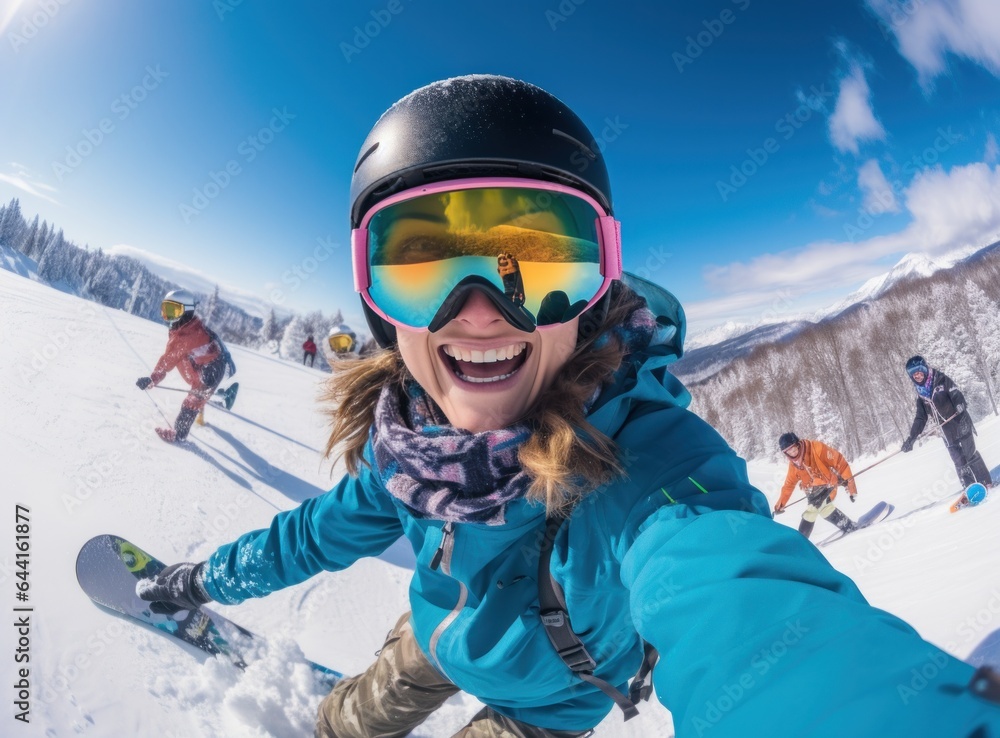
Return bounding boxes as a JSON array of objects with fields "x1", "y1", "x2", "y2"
[{"x1": 136, "y1": 289, "x2": 229, "y2": 442}]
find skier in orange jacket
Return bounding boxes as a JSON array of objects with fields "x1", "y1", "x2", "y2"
[
  {"x1": 775, "y1": 432, "x2": 859, "y2": 540},
  {"x1": 136, "y1": 289, "x2": 231, "y2": 442}
]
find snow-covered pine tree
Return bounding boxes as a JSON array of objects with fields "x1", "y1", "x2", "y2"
[
  {"x1": 203, "y1": 284, "x2": 220, "y2": 328},
  {"x1": 125, "y1": 269, "x2": 145, "y2": 315},
  {"x1": 20, "y1": 215, "x2": 40, "y2": 258},
  {"x1": 917, "y1": 291, "x2": 985, "y2": 421},
  {"x1": 807, "y1": 380, "x2": 842, "y2": 449},
  {"x1": 0, "y1": 197, "x2": 27, "y2": 250},
  {"x1": 37, "y1": 229, "x2": 71, "y2": 285},
  {"x1": 88, "y1": 263, "x2": 122, "y2": 306},
  {"x1": 960, "y1": 280, "x2": 1000, "y2": 415},
  {"x1": 27, "y1": 220, "x2": 50, "y2": 261},
  {"x1": 279, "y1": 314, "x2": 309, "y2": 362},
  {"x1": 259, "y1": 309, "x2": 278, "y2": 344}
]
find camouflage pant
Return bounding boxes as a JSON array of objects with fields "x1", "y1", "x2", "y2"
[{"x1": 315, "y1": 612, "x2": 592, "y2": 738}]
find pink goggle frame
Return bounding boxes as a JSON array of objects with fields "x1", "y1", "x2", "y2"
[{"x1": 351, "y1": 177, "x2": 623, "y2": 331}]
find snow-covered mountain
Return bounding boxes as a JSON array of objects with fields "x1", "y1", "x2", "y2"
[
  {"x1": 674, "y1": 319, "x2": 813, "y2": 383},
  {"x1": 4, "y1": 267, "x2": 1000, "y2": 737},
  {"x1": 814, "y1": 252, "x2": 946, "y2": 321},
  {"x1": 107, "y1": 243, "x2": 295, "y2": 321},
  {"x1": 676, "y1": 247, "x2": 988, "y2": 382},
  {"x1": 684, "y1": 320, "x2": 754, "y2": 351}
]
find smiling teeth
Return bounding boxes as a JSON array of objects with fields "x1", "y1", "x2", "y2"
[
  {"x1": 458, "y1": 371, "x2": 516, "y2": 383},
  {"x1": 442, "y1": 342, "x2": 526, "y2": 363}
]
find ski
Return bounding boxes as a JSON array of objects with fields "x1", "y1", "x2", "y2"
[
  {"x1": 76, "y1": 534, "x2": 340, "y2": 685},
  {"x1": 816, "y1": 501, "x2": 895, "y2": 548}
]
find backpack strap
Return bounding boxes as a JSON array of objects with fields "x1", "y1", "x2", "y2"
[
  {"x1": 538, "y1": 515, "x2": 659, "y2": 721},
  {"x1": 204, "y1": 325, "x2": 237, "y2": 378}
]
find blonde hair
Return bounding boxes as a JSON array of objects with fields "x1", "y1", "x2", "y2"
[{"x1": 321, "y1": 285, "x2": 646, "y2": 515}]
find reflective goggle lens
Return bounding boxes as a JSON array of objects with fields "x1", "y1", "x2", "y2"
[
  {"x1": 329, "y1": 334, "x2": 355, "y2": 353},
  {"x1": 364, "y1": 186, "x2": 608, "y2": 329},
  {"x1": 161, "y1": 300, "x2": 186, "y2": 320}
]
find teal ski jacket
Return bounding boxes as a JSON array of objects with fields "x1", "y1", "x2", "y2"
[{"x1": 202, "y1": 275, "x2": 1000, "y2": 736}]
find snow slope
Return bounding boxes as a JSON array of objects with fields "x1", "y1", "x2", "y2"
[
  {"x1": 1, "y1": 242, "x2": 40, "y2": 281},
  {"x1": 3, "y1": 268, "x2": 1000, "y2": 737}
]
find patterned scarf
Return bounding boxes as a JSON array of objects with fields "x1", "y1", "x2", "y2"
[{"x1": 371, "y1": 298, "x2": 658, "y2": 525}]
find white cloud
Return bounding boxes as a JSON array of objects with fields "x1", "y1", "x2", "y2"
[
  {"x1": 811, "y1": 201, "x2": 842, "y2": 218},
  {"x1": 857, "y1": 159, "x2": 901, "y2": 214},
  {"x1": 828, "y1": 63, "x2": 886, "y2": 154},
  {"x1": 867, "y1": 0, "x2": 1000, "y2": 87},
  {"x1": 903, "y1": 161, "x2": 1000, "y2": 246},
  {"x1": 0, "y1": 165, "x2": 59, "y2": 205},
  {"x1": 697, "y1": 162, "x2": 1000, "y2": 326},
  {"x1": 986, "y1": 133, "x2": 999, "y2": 163}
]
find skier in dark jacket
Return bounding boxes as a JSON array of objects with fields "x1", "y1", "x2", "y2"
[{"x1": 900, "y1": 355, "x2": 992, "y2": 488}]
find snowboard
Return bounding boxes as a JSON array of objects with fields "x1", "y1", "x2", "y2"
[
  {"x1": 75, "y1": 534, "x2": 340, "y2": 684},
  {"x1": 217, "y1": 382, "x2": 239, "y2": 411},
  {"x1": 950, "y1": 482, "x2": 989, "y2": 513},
  {"x1": 816, "y1": 501, "x2": 895, "y2": 548}
]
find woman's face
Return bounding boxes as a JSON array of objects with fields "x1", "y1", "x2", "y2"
[{"x1": 397, "y1": 290, "x2": 579, "y2": 433}]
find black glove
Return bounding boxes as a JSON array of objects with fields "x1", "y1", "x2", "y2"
[
  {"x1": 136, "y1": 562, "x2": 211, "y2": 614},
  {"x1": 849, "y1": 493, "x2": 857, "y2": 503},
  {"x1": 136, "y1": 377, "x2": 153, "y2": 390},
  {"x1": 901, "y1": 437, "x2": 914, "y2": 453}
]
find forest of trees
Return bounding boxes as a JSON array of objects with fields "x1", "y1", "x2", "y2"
[
  {"x1": 679, "y1": 242, "x2": 1000, "y2": 463},
  {"x1": 0, "y1": 197, "x2": 357, "y2": 367}
]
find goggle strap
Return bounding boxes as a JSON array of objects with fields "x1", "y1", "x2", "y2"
[
  {"x1": 352, "y1": 228, "x2": 369, "y2": 292},
  {"x1": 599, "y1": 216, "x2": 622, "y2": 280}
]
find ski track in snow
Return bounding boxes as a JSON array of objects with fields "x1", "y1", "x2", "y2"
[{"x1": 4, "y1": 268, "x2": 1000, "y2": 737}]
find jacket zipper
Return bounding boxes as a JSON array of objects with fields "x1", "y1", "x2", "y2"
[{"x1": 428, "y1": 521, "x2": 466, "y2": 673}]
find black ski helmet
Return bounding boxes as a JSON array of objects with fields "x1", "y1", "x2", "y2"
[
  {"x1": 905, "y1": 355, "x2": 928, "y2": 375},
  {"x1": 778, "y1": 432, "x2": 800, "y2": 452},
  {"x1": 349, "y1": 75, "x2": 615, "y2": 347}
]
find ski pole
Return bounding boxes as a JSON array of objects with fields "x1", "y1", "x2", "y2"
[
  {"x1": 839, "y1": 449, "x2": 903, "y2": 484},
  {"x1": 774, "y1": 494, "x2": 811, "y2": 514},
  {"x1": 152, "y1": 385, "x2": 228, "y2": 397}
]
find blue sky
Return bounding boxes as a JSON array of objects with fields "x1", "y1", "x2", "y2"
[{"x1": 3, "y1": 1, "x2": 1000, "y2": 336}]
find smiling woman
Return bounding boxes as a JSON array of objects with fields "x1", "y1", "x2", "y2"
[{"x1": 134, "y1": 74, "x2": 1000, "y2": 738}]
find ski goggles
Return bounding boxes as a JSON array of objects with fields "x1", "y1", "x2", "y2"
[
  {"x1": 352, "y1": 178, "x2": 622, "y2": 332},
  {"x1": 329, "y1": 333, "x2": 355, "y2": 353},
  {"x1": 161, "y1": 300, "x2": 187, "y2": 321}
]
